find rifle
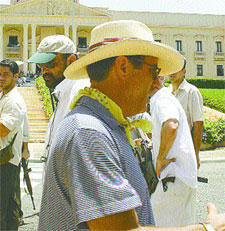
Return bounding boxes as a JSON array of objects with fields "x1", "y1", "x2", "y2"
[{"x1": 21, "y1": 158, "x2": 36, "y2": 210}]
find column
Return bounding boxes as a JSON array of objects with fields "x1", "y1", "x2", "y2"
[
  {"x1": 72, "y1": 25, "x2": 77, "y2": 47},
  {"x1": 64, "y1": 24, "x2": 70, "y2": 38},
  {"x1": 0, "y1": 24, "x2": 4, "y2": 61},
  {"x1": 23, "y1": 24, "x2": 28, "y2": 74},
  {"x1": 31, "y1": 24, "x2": 37, "y2": 74}
]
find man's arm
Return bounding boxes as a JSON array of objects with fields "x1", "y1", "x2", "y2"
[
  {"x1": 0, "y1": 122, "x2": 11, "y2": 137},
  {"x1": 87, "y1": 203, "x2": 225, "y2": 230},
  {"x1": 192, "y1": 121, "x2": 203, "y2": 169},
  {"x1": 155, "y1": 118, "x2": 178, "y2": 177},
  {"x1": 22, "y1": 112, "x2": 30, "y2": 160},
  {"x1": 22, "y1": 142, "x2": 30, "y2": 160}
]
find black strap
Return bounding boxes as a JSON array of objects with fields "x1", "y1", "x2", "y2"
[
  {"x1": 161, "y1": 176, "x2": 208, "y2": 192},
  {"x1": 197, "y1": 176, "x2": 208, "y2": 183},
  {"x1": 10, "y1": 133, "x2": 17, "y2": 146},
  {"x1": 162, "y1": 176, "x2": 175, "y2": 192}
]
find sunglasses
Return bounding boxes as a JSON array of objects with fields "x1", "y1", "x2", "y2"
[
  {"x1": 37, "y1": 60, "x2": 60, "y2": 69},
  {"x1": 132, "y1": 58, "x2": 161, "y2": 80}
]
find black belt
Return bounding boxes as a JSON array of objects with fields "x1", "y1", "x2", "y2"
[{"x1": 161, "y1": 176, "x2": 208, "y2": 192}]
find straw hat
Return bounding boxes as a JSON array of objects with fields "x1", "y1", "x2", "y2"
[{"x1": 64, "y1": 20, "x2": 184, "y2": 79}]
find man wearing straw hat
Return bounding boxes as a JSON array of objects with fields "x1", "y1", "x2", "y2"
[{"x1": 38, "y1": 20, "x2": 225, "y2": 231}]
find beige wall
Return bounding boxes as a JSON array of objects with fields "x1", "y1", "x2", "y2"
[{"x1": 0, "y1": 1, "x2": 224, "y2": 77}]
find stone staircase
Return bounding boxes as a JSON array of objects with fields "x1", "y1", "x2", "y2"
[{"x1": 18, "y1": 87, "x2": 49, "y2": 143}]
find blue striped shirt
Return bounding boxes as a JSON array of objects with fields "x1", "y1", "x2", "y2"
[{"x1": 38, "y1": 96, "x2": 154, "y2": 230}]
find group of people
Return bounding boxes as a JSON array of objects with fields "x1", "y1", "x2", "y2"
[{"x1": 0, "y1": 19, "x2": 224, "y2": 231}]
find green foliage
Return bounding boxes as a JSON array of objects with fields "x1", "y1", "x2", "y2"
[
  {"x1": 202, "y1": 118, "x2": 225, "y2": 144},
  {"x1": 186, "y1": 78, "x2": 225, "y2": 89},
  {"x1": 35, "y1": 76, "x2": 53, "y2": 118},
  {"x1": 164, "y1": 78, "x2": 225, "y2": 89},
  {"x1": 199, "y1": 89, "x2": 225, "y2": 113}
]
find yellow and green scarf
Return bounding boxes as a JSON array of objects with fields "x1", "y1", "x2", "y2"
[{"x1": 70, "y1": 87, "x2": 152, "y2": 147}]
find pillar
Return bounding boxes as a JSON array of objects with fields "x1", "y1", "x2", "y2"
[
  {"x1": 23, "y1": 24, "x2": 28, "y2": 74},
  {"x1": 0, "y1": 24, "x2": 4, "y2": 61},
  {"x1": 31, "y1": 24, "x2": 37, "y2": 73}
]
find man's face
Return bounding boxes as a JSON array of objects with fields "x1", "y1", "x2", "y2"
[
  {"x1": 168, "y1": 69, "x2": 185, "y2": 84},
  {"x1": 39, "y1": 53, "x2": 67, "y2": 89},
  {"x1": 0, "y1": 66, "x2": 17, "y2": 93},
  {"x1": 126, "y1": 56, "x2": 159, "y2": 115}
]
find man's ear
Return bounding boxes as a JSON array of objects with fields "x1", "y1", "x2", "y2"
[
  {"x1": 66, "y1": 54, "x2": 76, "y2": 66},
  {"x1": 114, "y1": 56, "x2": 132, "y2": 79}
]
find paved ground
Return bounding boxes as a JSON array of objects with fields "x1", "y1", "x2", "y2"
[{"x1": 18, "y1": 146, "x2": 225, "y2": 231}]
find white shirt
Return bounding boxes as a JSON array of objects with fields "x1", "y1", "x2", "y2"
[
  {"x1": 169, "y1": 80, "x2": 203, "y2": 130},
  {"x1": 150, "y1": 87, "x2": 197, "y2": 188},
  {"x1": 23, "y1": 111, "x2": 29, "y2": 143},
  {"x1": 0, "y1": 87, "x2": 27, "y2": 166},
  {"x1": 44, "y1": 78, "x2": 90, "y2": 154}
]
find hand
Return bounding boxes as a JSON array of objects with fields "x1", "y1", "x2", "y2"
[
  {"x1": 134, "y1": 138, "x2": 142, "y2": 149},
  {"x1": 155, "y1": 157, "x2": 176, "y2": 178},
  {"x1": 205, "y1": 203, "x2": 225, "y2": 231},
  {"x1": 197, "y1": 161, "x2": 200, "y2": 169},
  {"x1": 22, "y1": 149, "x2": 30, "y2": 161},
  {"x1": 196, "y1": 154, "x2": 200, "y2": 169}
]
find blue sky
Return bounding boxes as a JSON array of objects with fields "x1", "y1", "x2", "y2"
[{"x1": 1, "y1": 0, "x2": 225, "y2": 15}]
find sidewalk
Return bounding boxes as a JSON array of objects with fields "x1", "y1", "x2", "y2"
[
  {"x1": 28, "y1": 143, "x2": 225, "y2": 163},
  {"x1": 200, "y1": 147, "x2": 225, "y2": 162}
]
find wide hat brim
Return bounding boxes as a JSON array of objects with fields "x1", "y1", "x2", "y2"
[
  {"x1": 64, "y1": 39, "x2": 184, "y2": 80},
  {"x1": 27, "y1": 52, "x2": 57, "y2": 64}
]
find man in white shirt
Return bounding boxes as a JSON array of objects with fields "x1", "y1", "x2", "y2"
[
  {"x1": 149, "y1": 75, "x2": 197, "y2": 226},
  {"x1": 168, "y1": 59, "x2": 204, "y2": 169},
  {"x1": 28, "y1": 35, "x2": 90, "y2": 164},
  {"x1": 0, "y1": 59, "x2": 27, "y2": 230}
]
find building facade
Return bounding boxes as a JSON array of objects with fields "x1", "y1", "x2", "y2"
[{"x1": 0, "y1": 0, "x2": 224, "y2": 78}]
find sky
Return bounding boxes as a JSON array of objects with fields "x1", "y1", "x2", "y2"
[{"x1": 0, "y1": 0, "x2": 225, "y2": 15}]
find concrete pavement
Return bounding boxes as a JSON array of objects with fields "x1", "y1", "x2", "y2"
[
  {"x1": 28, "y1": 142, "x2": 225, "y2": 163},
  {"x1": 19, "y1": 146, "x2": 225, "y2": 231}
]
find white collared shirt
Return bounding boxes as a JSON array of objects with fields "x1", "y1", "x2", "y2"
[
  {"x1": 169, "y1": 79, "x2": 203, "y2": 130},
  {"x1": 45, "y1": 78, "x2": 90, "y2": 153},
  {"x1": 150, "y1": 87, "x2": 197, "y2": 188},
  {"x1": 0, "y1": 87, "x2": 27, "y2": 166}
]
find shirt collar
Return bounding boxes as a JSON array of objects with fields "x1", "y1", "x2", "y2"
[
  {"x1": 76, "y1": 96, "x2": 121, "y2": 130},
  {"x1": 0, "y1": 86, "x2": 17, "y2": 99},
  {"x1": 177, "y1": 79, "x2": 187, "y2": 90},
  {"x1": 150, "y1": 87, "x2": 168, "y2": 103}
]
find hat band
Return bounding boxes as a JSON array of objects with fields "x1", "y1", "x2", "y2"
[{"x1": 88, "y1": 37, "x2": 137, "y2": 53}]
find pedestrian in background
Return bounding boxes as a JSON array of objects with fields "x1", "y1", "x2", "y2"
[
  {"x1": 168, "y1": 58, "x2": 204, "y2": 169},
  {"x1": 28, "y1": 35, "x2": 90, "y2": 168},
  {"x1": 0, "y1": 59, "x2": 27, "y2": 230},
  {"x1": 149, "y1": 73, "x2": 198, "y2": 226}
]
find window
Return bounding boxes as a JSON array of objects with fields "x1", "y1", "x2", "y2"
[
  {"x1": 197, "y1": 64, "x2": 203, "y2": 76},
  {"x1": 8, "y1": 36, "x2": 19, "y2": 47},
  {"x1": 155, "y1": 40, "x2": 161, "y2": 43},
  {"x1": 196, "y1": 41, "x2": 202, "y2": 52},
  {"x1": 217, "y1": 65, "x2": 224, "y2": 76},
  {"x1": 175, "y1": 40, "x2": 182, "y2": 51},
  {"x1": 78, "y1": 37, "x2": 87, "y2": 48},
  {"x1": 216, "y1": 41, "x2": 222, "y2": 52}
]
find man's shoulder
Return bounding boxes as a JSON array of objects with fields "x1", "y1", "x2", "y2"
[
  {"x1": 3, "y1": 88, "x2": 26, "y2": 108},
  {"x1": 183, "y1": 80, "x2": 201, "y2": 94},
  {"x1": 62, "y1": 108, "x2": 113, "y2": 139}
]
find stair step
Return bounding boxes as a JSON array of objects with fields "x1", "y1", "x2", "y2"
[
  {"x1": 29, "y1": 139, "x2": 45, "y2": 143},
  {"x1": 18, "y1": 86, "x2": 49, "y2": 143}
]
